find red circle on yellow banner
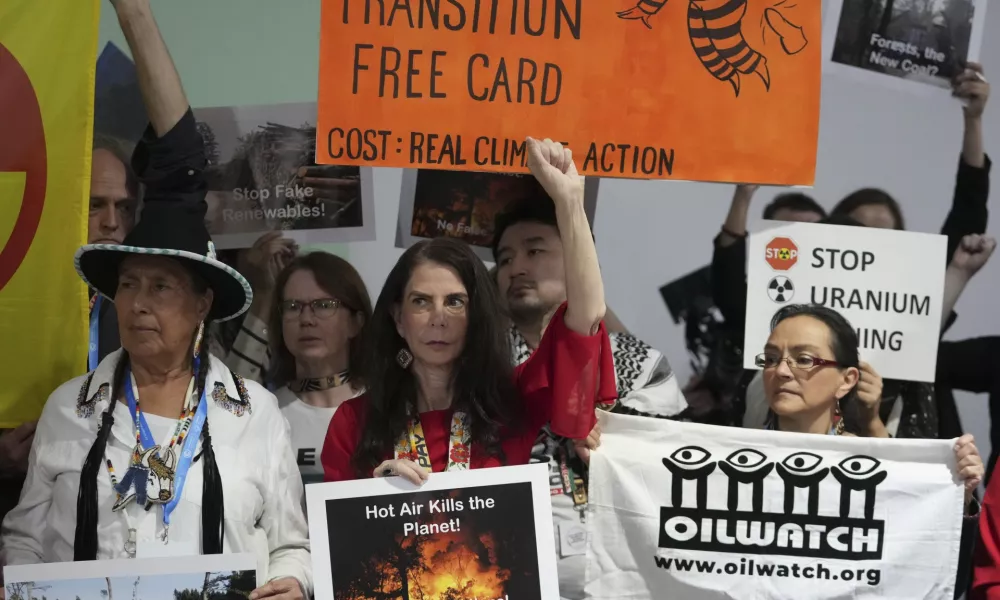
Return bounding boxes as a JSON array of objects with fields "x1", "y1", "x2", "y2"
[{"x1": 0, "y1": 42, "x2": 47, "y2": 292}]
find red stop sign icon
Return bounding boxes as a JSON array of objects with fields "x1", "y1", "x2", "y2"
[
  {"x1": 0, "y1": 42, "x2": 47, "y2": 293},
  {"x1": 765, "y1": 237, "x2": 798, "y2": 271}
]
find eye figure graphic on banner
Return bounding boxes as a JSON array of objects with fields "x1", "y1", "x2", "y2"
[
  {"x1": 767, "y1": 276, "x2": 794, "y2": 303},
  {"x1": 616, "y1": 0, "x2": 810, "y2": 96},
  {"x1": 775, "y1": 451, "x2": 829, "y2": 516},
  {"x1": 831, "y1": 455, "x2": 888, "y2": 520},
  {"x1": 765, "y1": 236, "x2": 798, "y2": 270},
  {"x1": 657, "y1": 445, "x2": 886, "y2": 561},
  {"x1": 719, "y1": 449, "x2": 774, "y2": 512},
  {"x1": 662, "y1": 446, "x2": 717, "y2": 509}
]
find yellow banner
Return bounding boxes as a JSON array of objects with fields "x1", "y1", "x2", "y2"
[{"x1": 0, "y1": 0, "x2": 99, "y2": 426}]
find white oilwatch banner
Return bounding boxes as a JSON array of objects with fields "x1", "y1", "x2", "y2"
[{"x1": 584, "y1": 413, "x2": 965, "y2": 600}]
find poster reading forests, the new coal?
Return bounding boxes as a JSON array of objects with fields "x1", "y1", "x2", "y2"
[
  {"x1": 307, "y1": 465, "x2": 558, "y2": 600},
  {"x1": 316, "y1": 0, "x2": 823, "y2": 185}
]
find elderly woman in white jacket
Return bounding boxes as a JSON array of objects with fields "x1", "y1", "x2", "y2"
[{"x1": 0, "y1": 13, "x2": 310, "y2": 594}]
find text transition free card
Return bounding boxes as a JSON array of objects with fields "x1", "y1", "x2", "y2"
[{"x1": 316, "y1": 0, "x2": 822, "y2": 184}]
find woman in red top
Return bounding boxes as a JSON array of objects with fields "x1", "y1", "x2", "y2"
[{"x1": 322, "y1": 138, "x2": 616, "y2": 483}]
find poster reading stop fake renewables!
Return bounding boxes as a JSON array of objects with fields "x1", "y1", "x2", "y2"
[
  {"x1": 316, "y1": 0, "x2": 822, "y2": 185},
  {"x1": 307, "y1": 464, "x2": 558, "y2": 600}
]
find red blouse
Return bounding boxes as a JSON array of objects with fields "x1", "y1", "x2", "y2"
[
  {"x1": 321, "y1": 303, "x2": 616, "y2": 481},
  {"x1": 973, "y1": 473, "x2": 1000, "y2": 598}
]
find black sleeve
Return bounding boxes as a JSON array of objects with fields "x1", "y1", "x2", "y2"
[
  {"x1": 942, "y1": 155, "x2": 991, "y2": 261},
  {"x1": 936, "y1": 337, "x2": 1000, "y2": 394},
  {"x1": 131, "y1": 109, "x2": 208, "y2": 221},
  {"x1": 955, "y1": 509, "x2": 979, "y2": 599},
  {"x1": 710, "y1": 233, "x2": 749, "y2": 331}
]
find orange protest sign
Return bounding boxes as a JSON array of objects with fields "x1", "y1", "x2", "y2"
[{"x1": 316, "y1": 0, "x2": 821, "y2": 184}]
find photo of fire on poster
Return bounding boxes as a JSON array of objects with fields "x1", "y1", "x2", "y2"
[{"x1": 306, "y1": 465, "x2": 559, "y2": 600}]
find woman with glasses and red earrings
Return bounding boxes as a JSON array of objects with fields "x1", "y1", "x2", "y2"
[
  {"x1": 269, "y1": 253, "x2": 372, "y2": 484},
  {"x1": 759, "y1": 304, "x2": 982, "y2": 467},
  {"x1": 321, "y1": 138, "x2": 615, "y2": 484},
  {"x1": 761, "y1": 304, "x2": 983, "y2": 595}
]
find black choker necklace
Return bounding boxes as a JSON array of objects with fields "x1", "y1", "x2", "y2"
[{"x1": 290, "y1": 371, "x2": 350, "y2": 393}]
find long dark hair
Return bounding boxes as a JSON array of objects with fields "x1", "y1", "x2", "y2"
[
  {"x1": 769, "y1": 304, "x2": 863, "y2": 432},
  {"x1": 351, "y1": 238, "x2": 520, "y2": 475},
  {"x1": 831, "y1": 188, "x2": 905, "y2": 230},
  {"x1": 268, "y1": 252, "x2": 372, "y2": 387}
]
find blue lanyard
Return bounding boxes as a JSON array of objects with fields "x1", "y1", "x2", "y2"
[
  {"x1": 123, "y1": 365, "x2": 209, "y2": 526},
  {"x1": 165, "y1": 385, "x2": 207, "y2": 525},
  {"x1": 88, "y1": 296, "x2": 102, "y2": 372}
]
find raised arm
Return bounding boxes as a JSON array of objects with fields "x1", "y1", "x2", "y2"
[
  {"x1": 112, "y1": 0, "x2": 189, "y2": 137},
  {"x1": 958, "y1": 63, "x2": 990, "y2": 169},
  {"x1": 712, "y1": 185, "x2": 758, "y2": 327},
  {"x1": 941, "y1": 234, "x2": 996, "y2": 330},
  {"x1": 942, "y1": 63, "x2": 991, "y2": 260},
  {"x1": 525, "y1": 137, "x2": 605, "y2": 334}
]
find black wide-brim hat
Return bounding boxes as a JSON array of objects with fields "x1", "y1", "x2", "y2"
[{"x1": 74, "y1": 206, "x2": 252, "y2": 322}]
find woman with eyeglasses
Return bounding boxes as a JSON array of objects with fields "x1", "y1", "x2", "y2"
[
  {"x1": 760, "y1": 304, "x2": 983, "y2": 594},
  {"x1": 269, "y1": 253, "x2": 372, "y2": 484}
]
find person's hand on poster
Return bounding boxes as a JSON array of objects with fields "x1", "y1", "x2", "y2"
[
  {"x1": 242, "y1": 232, "x2": 298, "y2": 319},
  {"x1": 249, "y1": 577, "x2": 305, "y2": 600},
  {"x1": 374, "y1": 458, "x2": 430, "y2": 486},
  {"x1": 954, "y1": 434, "x2": 984, "y2": 510},
  {"x1": 949, "y1": 233, "x2": 997, "y2": 277},
  {"x1": 0, "y1": 421, "x2": 37, "y2": 477},
  {"x1": 954, "y1": 62, "x2": 990, "y2": 120},
  {"x1": 574, "y1": 419, "x2": 601, "y2": 466}
]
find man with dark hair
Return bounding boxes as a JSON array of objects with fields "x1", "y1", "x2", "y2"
[
  {"x1": 492, "y1": 190, "x2": 688, "y2": 600},
  {"x1": 761, "y1": 192, "x2": 826, "y2": 222}
]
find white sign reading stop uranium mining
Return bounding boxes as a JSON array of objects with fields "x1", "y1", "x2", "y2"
[{"x1": 744, "y1": 222, "x2": 947, "y2": 382}]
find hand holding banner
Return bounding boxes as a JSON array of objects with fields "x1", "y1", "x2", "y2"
[{"x1": 586, "y1": 413, "x2": 965, "y2": 599}]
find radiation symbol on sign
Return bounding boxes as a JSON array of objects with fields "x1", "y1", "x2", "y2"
[{"x1": 768, "y1": 277, "x2": 794, "y2": 303}]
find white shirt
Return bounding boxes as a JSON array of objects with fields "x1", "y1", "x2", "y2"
[
  {"x1": 275, "y1": 387, "x2": 339, "y2": 485},
  {"x1": 0, "y1": 350, "x2": 312, "y2": 595}
]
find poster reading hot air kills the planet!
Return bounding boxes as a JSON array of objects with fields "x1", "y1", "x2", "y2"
[
  {"x1": 306, "y1": 465, "x2": 559, "y2": 600},
  {"x1": 316, "y1": 0, "x2": 822, "y2": 185}
]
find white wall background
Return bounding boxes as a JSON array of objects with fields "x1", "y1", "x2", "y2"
[{"x1": 99, "y1": 1, "x2": 999, "y2": 457}]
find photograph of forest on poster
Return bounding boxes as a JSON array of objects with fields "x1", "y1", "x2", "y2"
[
  {"x1": 5, "y1": 570, "x2": 256, "y2": 600},
  {"x1": 830, "y1": 0, "x2": 978, "y2": 88},
  {"x1": 325, "y1": 482, "x2": 541, "y2": 600}
]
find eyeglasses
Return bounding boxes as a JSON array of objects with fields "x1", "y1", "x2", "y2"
[
  {"x1": 281, "y1": 298, "x2": 341, "y2": 320},
  {"x1": 755, "y1": 353, "x2": 840, "y2": 370}
]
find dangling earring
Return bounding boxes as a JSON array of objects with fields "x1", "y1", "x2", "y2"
[
  {"x1": 396, "y1": 348, "x2": 413, "y2": 369},
  {"x1": 834, "y1": 400, "x2": 846, "y2": 436},
  {"x1": 193, "y1": 322, "x2": 205, "y2": 360}
]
